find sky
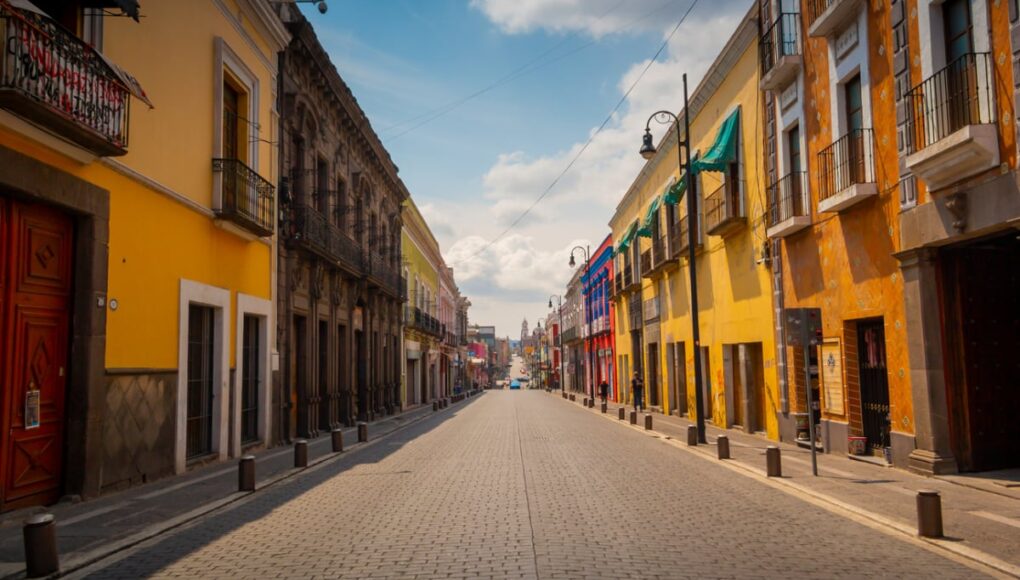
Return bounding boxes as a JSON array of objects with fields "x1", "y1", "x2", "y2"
[{"x1": 305, "y1": 0, "x2": 750, "y2": 338}]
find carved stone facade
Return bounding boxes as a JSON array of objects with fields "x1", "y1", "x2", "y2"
[{"x1": 276, "y1": 7, "x2": 406, "y2": 441}]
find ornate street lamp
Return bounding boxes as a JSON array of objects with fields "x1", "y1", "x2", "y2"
[{"x1": 639, "y1": 73, "x2": 707, "y2": 444}]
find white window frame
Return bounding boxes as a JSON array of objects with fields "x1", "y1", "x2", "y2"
[
  {"x1": 917, "y1": 0, "x2": 991, "y2": 79},
  {"x1": 176, "y1": 279, "x2": 231, "y2": 474},
  {"x1": 233, "y1": 293, "x2": 272, "y2": 457},
  {"x1": 828, "y1": 12, "x2": 872, "y2": 140}
]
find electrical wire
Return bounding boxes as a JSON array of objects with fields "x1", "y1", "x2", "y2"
[
  {"x1": 450, "y1": 0, "x2": 702, "y2": 267},
  {"x1": 381, "y1": 0, "x2": 689, "y2": 142}
]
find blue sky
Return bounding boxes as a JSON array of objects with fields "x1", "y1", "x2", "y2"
[{"x1": 305, "y1": 0, "x2": 749, "y2": 337}]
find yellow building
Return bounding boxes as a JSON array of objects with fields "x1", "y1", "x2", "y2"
[
  {"x1": 610, "y1": 4, "x2": 780, "y2": 438},
  {"x1": 401, "y1": 198, "x2": 443, "y2": 407},
  {"x1": 0, "y1": 1, "x2": 287, "y2": 509}
]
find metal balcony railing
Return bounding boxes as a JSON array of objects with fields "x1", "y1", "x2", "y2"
[
  {"x1": 704, "y1": 183, "x2": 745, "y2": 235},
  {"x1": 677, "y1": 214, "x2": 699, "y2": 254},
  {"x1": 906, "y1": 52, "x2": 995, "y2": 152},
  {"x1": 213, "y1": 158, "x2": 275, "y2": 237},
  {"x1": 627, "y1": 293, "x2": 642, "y2": 329},
  {"x1": 614, "y1": 272, "x2": 623, "y2": 296},
  {"x1": 806, "y1": 0, "x2": 834, "y2": 26},
  {"x1": 652, "y1": 236, "x2": 666, "y2": 270},
  {"x1": 364, "y1": 252, "x2": 401, "y2": 296},
  {"x1": 766, "y1": 171, "x2": 809, "y2": 228},
  {"x1": 818, "y1": 128, "x2": 874, "y2": 202},
  {"x1": 640, "y1": 249, "x2": 652, "y2": 278},
  {"x1": 291, "y1": 203, "x2": 362, "y2": 273},
  {"x1": 668, "y1": 219, "x2": 681, "y2": 259},
  {"x1": 760, "y1": 12, "x2": 801, "y2": 77},
  {"x1": 0, "y1": 9, "x2": 131, "y2": 155},
  {"x1": 407, "y1": 306, "x2": 443, "y2": 337}
]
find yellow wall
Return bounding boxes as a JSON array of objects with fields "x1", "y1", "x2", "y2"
[
  {"x1": 0, "y1": 0, "x2": 282, "y2": 370},
  {"x1": 612, "y1": 32, "x2": 780, "y2": 439}
]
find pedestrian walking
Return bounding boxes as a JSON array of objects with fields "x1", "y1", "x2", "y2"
[
  {"x1": 599, "y1": 379, "x2": 609, "y2": 403},
  {"x1": 631, "y1": 372, "x2": 644, "y2": 412}
]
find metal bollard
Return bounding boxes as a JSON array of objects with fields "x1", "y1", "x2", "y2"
[
  {"x1": 916, "y1": 490, "x2": 943, "y2": 538},
  {"x1": 717, "y1": 436, "x2": 730, "y2": 459},
  {"x1": 358, "y1": 422, "x2": 368, "y2": 442},
  {"x1": 570, "y1": 394, "x2": 575, "y2": 402},
  {"x1": 562, "y1": 392, "x2": 567, "y2": 399},
  {"x1": 588, "y1": 399, "x2": 594, "y2": 409},
  {"x1": 583, "y1": 397, "x2": 589, "y2": 407},
  {"x1": 294, "y1": 439, "x2": 308, "y2": 468},
  {"x1": 629, "y1": 411, "x2": 637, "y2": 425},
  {"x1": 618, "y1": 407, "x2": 626, "y2": 420},
  {"x1": 238, "y1": 455, "x2": 256, "y2": 492},
  {"x1": 601, "y1": 402, "x2": 607, "y2": 414},
  {"x1": 433, "y1": 401, "x2": 438, "y2": 411},
  {"x1": 23, "y1": 513, "x2": 58, "y2": 578},
  {"x1": 766, "y1": 446, "x2": 782, "y2": 477},
  {"x1": 644, "y1": 414, "x2": 653, "y2": 430},
  {"x1": 686, "y1": 425, "x2": 698, "y2": 446},
  {"x1": 332, "y1": 428, "x2": 344, "y2": 453}
]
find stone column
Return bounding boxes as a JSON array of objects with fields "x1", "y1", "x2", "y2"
[{"x1": 897, "y1": 249, "x2": 957, "y2": 474}]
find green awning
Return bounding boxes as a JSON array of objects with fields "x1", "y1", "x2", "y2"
[
  {"x1": 693, "y1": 108, "x2": 740, "y2": 173},
  {"x1": 663, "y1": 175, "x2": 686, "y2": 205},
  {"x1": 616, "y1": 222, "x2": 638, "y2": 252},
  {"x1": 637, "y1": 195, "x2": 662, "y2": 238}
]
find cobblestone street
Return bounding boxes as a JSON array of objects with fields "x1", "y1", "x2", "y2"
[{"x1": 72, "y1": 391, "x2": 991, "y2": 579}]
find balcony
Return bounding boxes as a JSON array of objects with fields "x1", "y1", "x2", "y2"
[
  {"x1": 364, "y1": 252, "x2": 402, "y2": 297},
  {"x1": 704, "y1": 184, "x2": 746, "y2": 237},
  {"x1": 622, "y1": 262, "x2": 639, "y2": 292},
  {"x1": 0, "y1": 9, "x2": 133, "y2": 156},
  {"x1": 650, "y1": 236, "x2": 667, "y2": 271},
  {"x1": 817, "y1": 128, "x2": 876, "y2": 213},
  {"x1": 905, "y1": 53, "x2": 998, "y2": 192},
  {"x1": 766, "y1": 171, "x2": 811, "y2": 238},
  {"x1": 760, "y1": 12, "x2": 802, "y2": 91},
  {"x1": 291, "y1": 204, "x2": 362, "y2": 274},
  {"x1": 807, "y1": 0, "x2": 864, "y2": 37},
  {"x1": 640, "y1": 249, "x2": 653, "y2": 279},
  {"x1": 213, "y1": 159, "x2": 275, "y2": 237},
  {"x1": 676, "y1": 215, "x2": 702, "y2": 255},
  {"x1": 562, "y1": 327, "x2": 580, "y2": 344},
  {"x1": 627, "y1": 294, "x2": 642, "y2": 330},
  {"x1": 668, "y1": 219, "x2": 682, "y2": 259},
  {"x1": 407, "y1": 306, "x2": 443, "y2": 337}
]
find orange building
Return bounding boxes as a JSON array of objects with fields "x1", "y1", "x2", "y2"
[{"x1": 759, "y1": 0, "x2": 1019, "y2": 473}]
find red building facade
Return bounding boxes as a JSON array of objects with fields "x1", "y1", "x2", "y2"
[{"x1": 583, "y1": 235, "x2": 617, "y2": 401}]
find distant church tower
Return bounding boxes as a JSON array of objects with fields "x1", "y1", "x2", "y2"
[{"x1": 520, "y1": 318, "x2": 528, "y2": 346}]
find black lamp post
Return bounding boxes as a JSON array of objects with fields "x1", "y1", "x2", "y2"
[
  {"x1": 639, "y1": 73, "x2": 707, "y2": 444},
  {"x1": 548, "y1": 295, "x2": 565, "y2": 394},
  {"x1": 569, "y1": 245, "x2": 592, "y2": 399}
]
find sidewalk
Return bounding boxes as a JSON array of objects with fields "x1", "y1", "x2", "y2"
[
  {"x1": 0, "y1": 393, "x2": 478, "y2": 579},
  {"x1": 556, "y1": 391, "x2": 1020, "y2": 577}
]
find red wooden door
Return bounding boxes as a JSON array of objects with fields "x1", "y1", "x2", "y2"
[{"x1": 0, "y1": 198, "x2": 73, "y2": 510}]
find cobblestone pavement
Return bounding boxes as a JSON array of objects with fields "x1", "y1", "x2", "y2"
[{"x1": 72, "y1": 391, "x2": 991, "y2": 579}]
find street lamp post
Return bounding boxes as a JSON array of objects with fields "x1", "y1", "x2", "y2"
[
  {"x1": 638, "y1": 73, "x2": 707, "y2": 444},
  {"x1": 569, "y1": 245, "x2": 591, "y2": 399},
  {"x1": 547, "y1": 295, "x2": 565, "y2": 394}
]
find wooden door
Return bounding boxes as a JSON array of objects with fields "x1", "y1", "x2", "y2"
[{"x1": 1, "y1": 199, "x2": 73, "y2": 510}]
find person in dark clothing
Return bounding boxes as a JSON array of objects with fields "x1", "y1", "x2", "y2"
[
  {"x1": 599, "y1": 379, "x2": 609, "y2": 403},
  {"x1": 631, "y1": 372, "x2": 644, "y2": 412}
]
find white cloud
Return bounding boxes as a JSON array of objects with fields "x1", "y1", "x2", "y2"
[
  {"x1": 442, "y1": 0, "x2": 748, "y2": 335},
  {"x1": 470, "y1": 0, "x2": 688, "y2": 37}
]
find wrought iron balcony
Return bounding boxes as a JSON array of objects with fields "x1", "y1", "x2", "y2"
[
  {"x1": 408, "y1": 306, "x2": 443, "y2": 337},
  {"x1": 0, "y1": 9, "x2": 132, "y2": 155},
  {"x1": 766, "y1": 172, "x2": 811, "y2": 238},
  {"x1": 622, "y1": 261, "x2": 639, "y2": 291},
  {"x1": 905, "y1": 52, "x2": 998, "y2": 191},
  {"x1": 290, "y1": 203, "x2": 362, "y2": 274},
  {"x1": 817, "y1": 128, "x2": 876, "y2": 213},
  {"x1": 676, "y1": 214, "x2": 701, "y2": 255},
  {"x1": 704, "y1": 184, "x2": 746, "y2": 237},
  {"x1": 562, "y1": 326, "x2": 580, "y2": 344},
  {"x1": 627, "y1": 293, "x2": 642, "y2": 330},
  {"x1": 612, "y1": 272, "x2": 623, "y2": 299},
  {"x1": 668, "y1": 219, "x2": 682, "y2": 259},
  {"x1": 213, "y1": 159, "x2": 275, "y2": 237},
  {"x1": 760, "y1": 12, "x2": 802, "y2": 90},
  {"x1": 807, "y1": 0, "x2": 864, "y2": 37},
  {"x1": 651, "y1": 236, "x2": 666, "y2": 272},
  {"x1": 640, "y1": 249, "x2": 653, "y2": 279},
  {"x1": 364, "y1": 252, "x2": 402, "y2": 297}
]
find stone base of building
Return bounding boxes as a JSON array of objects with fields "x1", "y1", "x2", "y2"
[{"x1": 907, "y1": 448, "x2": 959, "y2": 476}]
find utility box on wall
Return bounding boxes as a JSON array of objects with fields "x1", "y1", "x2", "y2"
[{"x1": 784, "y1": 308, "x2": 822, "y2": 347}]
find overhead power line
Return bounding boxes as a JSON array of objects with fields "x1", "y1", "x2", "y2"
[
  {"x1": 380, "y1": 0, "x2": 688, "y2": 142},
  {"x1": 450, "y1": 0, "x2": 701, "y2": 267}
]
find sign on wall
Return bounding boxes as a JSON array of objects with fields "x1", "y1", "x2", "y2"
[{"x1": 820, "y1": 339, "x2": 844, "y2": 415}]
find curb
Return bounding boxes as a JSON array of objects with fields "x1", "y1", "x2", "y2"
[
  {"x1": 555, "y1": 393, "x2": 1020, "y2": 579},
  {"x1": 9, "y1": 395, "x2": 476, "y2": 580}
]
